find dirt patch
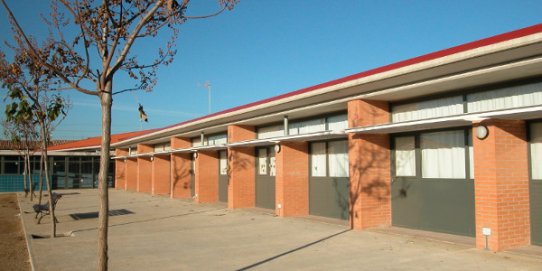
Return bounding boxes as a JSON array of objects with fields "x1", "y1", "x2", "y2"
[{"x1": 0, "y1": 193, "x2": 31, "y2": 271}]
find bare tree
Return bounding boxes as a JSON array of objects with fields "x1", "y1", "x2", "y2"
[{"x1": 0, "y1": 1, "x2": 238, "y2": 269}]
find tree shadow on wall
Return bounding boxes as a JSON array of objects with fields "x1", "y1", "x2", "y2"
[{"x1": 344, "y1": 132, "x2": 411, "y2": 229}]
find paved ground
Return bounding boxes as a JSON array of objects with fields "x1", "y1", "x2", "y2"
[{"x1": 17, "y1": 189, "x2": 542, "y2": 271}]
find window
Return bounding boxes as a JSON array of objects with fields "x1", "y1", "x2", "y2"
[
  {"x1": 531, "y1": 122, "x2": 542, "y2": 180},
  {"x1": 269, "y1": 152, "x2": 276, "y2": 177},
  {"x1": 392, "y1": 96, "x2": 464, "y2": 122},
  {"x1": 3, "y1": 156, "x2": 20, "y2": 174},
  {"x1": 421, "y1": 130, "x2": 466, "y2": 179},
  {"x1": 311, "y1": 142, "x2": 327, "y2": 177},
  {"x1": 394, "y1": 136, "x2": 416, "y2": 177},
  {"x1": 257, "y1": 125, "x2": 284, "y2": 139},
  {"x1": 467, "y1": 81, "x2": 542, "y2": 113},
  {"x1": 219, "y1": 151, "x2": 228, "y2": 176},
  {"x1": 311, "y1": 140, "x2": 349, "y2": 177},
  {"x1": 328, "y1": 141, "x2": 349, "y2": 177},
  {"x1": 258, "y1": 148, "x2": 268, "y2": 175}
]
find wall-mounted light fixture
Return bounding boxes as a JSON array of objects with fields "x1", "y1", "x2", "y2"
[
  {"x1": 193, "y1": 152, "x2": 198, "y2": 159},
  {"x1": 476, "y1": 125, "x2": 489, "y2": 140},
  {"x1": 274, "y1": 144, "x2": 281, "y2": 153},
  {"x1": 150, "y1": 156, "x2": 155, "y2": 161}
]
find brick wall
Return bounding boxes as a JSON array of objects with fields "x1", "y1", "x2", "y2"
[
  {"x1": 137, "y1": 144, "x2": 153, "y2": 193},
  {"x1": 228, "y1": 125, "x2": 256, "y2": 208},
  {"x1": 275, "y1": 142, "x2": 309, "y2": 217},
  {"x1": 348, "y1": 99, "x2": 391, "y2": 229},
  {"x1": 152, "y1": 155, "x2": 171, "y2": 196},
  {"x1": 171, "y1": 137, "x2": 192, "y2": 199},
  {"x1": 195, "y1": 151, "x2": 219, "y2": 203},
  {"x1": 473, "y1": 119, "x2": 530, "y2": 251},
  {"x1": 115, "y1": 149, "x2": 128, "y2": 190},
  {"x1": 126, "y1": 158, "x2": 138, "y2": 191}
]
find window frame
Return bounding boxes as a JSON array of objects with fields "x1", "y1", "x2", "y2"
[{"x1": 391, "y1": 127, "x2": 473, "y2": 181}]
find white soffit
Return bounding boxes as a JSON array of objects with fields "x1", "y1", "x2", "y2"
[{"x1": 347, "y1": 105, "x2": 542, "y2": 134}]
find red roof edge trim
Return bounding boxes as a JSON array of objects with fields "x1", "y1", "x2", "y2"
[{"x1": 157, "y1": 24, "x2": 542, "y2": 133}]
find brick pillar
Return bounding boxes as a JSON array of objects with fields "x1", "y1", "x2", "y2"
[
  {"x1": 170, "y1": 137, "x2": 192, "y2": 199},
  {"x1": 195, "y1": 151, "x2": 218, "y2": 203},
  {"x1": 348, "y1": 99, "x2": 391, "y2": 229},
  {"x1": 227, "y1": 125, "x2": 256, "y2": 209},
  {"x1": 152, "y1": 155, "x2": 171, "y2": 196},
  {"x1": 126, "y1": 157, "x2": 138, "y2": 191},
  {"x1": 137, "y1": 144, "x2": 153, "y2": 193},
  {"x1": 275, "y1": 142, "x2": 309, "y2": 217},
  {"x1": 473, "y1": 119, "x2": 530, "y2": 251},
  {"x1": 115, "y1": 149, "x2": 128, "y2": 190}
]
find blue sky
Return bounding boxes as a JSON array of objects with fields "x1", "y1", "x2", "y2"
[{"x1": 1, "y1": 0, "x2": 541, "y2": 139}]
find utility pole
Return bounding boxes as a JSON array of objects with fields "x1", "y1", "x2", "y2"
[{"x1": 202, "y1": 81, "x2": 212, "y2": 114}]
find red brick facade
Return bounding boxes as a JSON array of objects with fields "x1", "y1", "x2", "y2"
[
  {"x1": 152, "y1": 155, "x2": 171, "y2": 196},
  {"x1": 275, "y1": 142, "x2": 309, "y2": 217},
  {"x1": 115, "y1": 149, "x2": 128, "y2": 190},
  {"x1": 137, "y1": 144, "x2": 153, "y2": 193},
  {"x1": 126, "y1": 157, "x2": 138, "y2": 191},
  {"x1": 170, "y1": 137, "x2": 192, "y2": 199},
  {"x1": 348, "y1": 100, "x2": 391, "y2": 229},
  {"x1": 473, "y1": 119, "x2": 531, "y2": 251},
  {"x1": 195, "y1": 151, "x2": 219, "y2": 203},
  {"x1": 227, "y1": 125, "x2": 256, "y2": 209}
]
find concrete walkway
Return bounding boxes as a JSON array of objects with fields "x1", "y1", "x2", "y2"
[{"x1": 17, "y1": 189, "x2": 542, "y2": 271}]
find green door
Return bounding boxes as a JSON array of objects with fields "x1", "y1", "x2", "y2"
[
  {"x1": 255, "y1": 147, "x2": 275, "y2": 209},
  {"x1": 218, "y1": 150, "x2": 228, "y2": 203}
]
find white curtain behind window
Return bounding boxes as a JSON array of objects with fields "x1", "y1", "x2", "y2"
[
  {"x1": 328, "y1": 140, "x2": 349, "y2": 177},
  {"x1": 311, "y1": 142, "x2": 327, "y2": 177},
  {"x1": 269, "y1": 150, "x2": 276, "y2": 177},
  {"x1": 395, "y1": 136, "x2": 416, "y2": 176},
  {"x1": 421, "y1": 130, "x2": 466, "y2": 179},
  {"x1": 531, "y1": 123, "x2": 542, "y2": 180},
  {"x1": 258, "y1": 148, "x2": 267, "y2": 175},
  {"x1": 219, "y1": 151, "x2": 228, "y2": 176}
]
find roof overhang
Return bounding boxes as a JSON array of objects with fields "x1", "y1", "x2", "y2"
[
  {"x1": 346, "y1": 105, "x2": 542, "y2": 134},
  {"x1": 110, "y1": 26, "x2": 542, "y2": 147}
]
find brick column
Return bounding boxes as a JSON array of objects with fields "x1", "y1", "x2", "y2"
[
  {"x1": 170, "y1": 137, "x2": 192, "y2": 199},
  {"x1": 227, "y1": 125, "x2": 256, "y2": 209},
  {"x1": 275, "y1": 142, "x2": 309, "y2": 217},
  {"x1": 137, "y1": 144, "x2": 153, "y2": 193},
  {"x1": 348, "y1": 99, "x2": 391, "y2": 229},
  {"x1": 126, "y1": 157, "x2": 138, "y2": 192},
  {"x1": 473, "y1": 119, "x2": 530, "y2": 251},
  {"x1": 115, "y1": 149, "x2": 128, "y2": 190},
  {"x1": 152, "y1": 155, "x2": 170, "y2": 196},
  {"x1": 195, "y1": 151, "x2": 218, "y2": 203}
]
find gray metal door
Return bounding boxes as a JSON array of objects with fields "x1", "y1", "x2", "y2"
[
  {"x1": 218, "y1": 150, "x2": 228, "y2": 203},
  {"x1": 309, "y1": 141, "x2": 349, "y2": 220},
  {"x1": 190, "y1": 155, "x2": 195, "y2": 197},
  {"x1": 391, "y1": 132, "x2": 475, "y2": 237},
  {"x1": 530, "y1": 122, "x2": 542, "y2": 245},
  {"x1": 255, "y1": 147, "x2": 275, "y2": 209}
]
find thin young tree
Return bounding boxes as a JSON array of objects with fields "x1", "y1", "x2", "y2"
[
  {"x1": 1, "y1": 1, "x2": 238, "y2": 269},
  {"x1": 1, "y1": 45, "x2": 68, "y2": 237},
  {"x1": 2, "y1": 116, "x2": 38, "y2": 199}
]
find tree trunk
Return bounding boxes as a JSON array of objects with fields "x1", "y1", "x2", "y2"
[
  {"x1": 27, "y1": 154, "x2": 34, "y2": 201},
  {"x1": 22, "y1": 153, "x2": 28, "y2": 197},
  {"x1": 40, "y1": 122, "x2": 55, "y2": 238},
  {"x1": 97, "y1": 81, "x2": 112, "y2": 271},
  {"x1": 38, "y1": 153, "x2": 44, "y2": 205}
]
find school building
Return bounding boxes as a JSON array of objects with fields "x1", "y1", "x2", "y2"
[{"x1": 50, "y1": 24, "x2": 542, "y2": 252}]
